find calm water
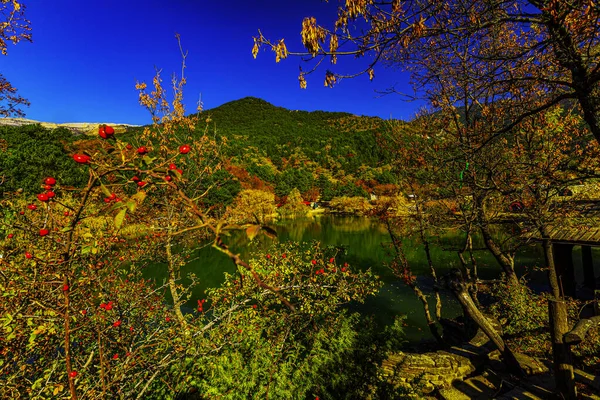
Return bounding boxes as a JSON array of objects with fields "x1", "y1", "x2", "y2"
[{"x1": 144, "y1": 215, "x2": 600, "y2": 342}]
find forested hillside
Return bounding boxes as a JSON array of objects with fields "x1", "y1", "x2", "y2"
[{"x1": 1, "y1": 97, "x2": 401, "y2": 202}]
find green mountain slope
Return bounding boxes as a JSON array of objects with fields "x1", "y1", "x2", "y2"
[{"x1": 200, "y1": 97, "x2": 392, "y2": 173}]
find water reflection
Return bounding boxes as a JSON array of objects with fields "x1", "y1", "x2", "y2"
[{"x1": 144, "y1": 215, "x2": 600, "y2": 343}]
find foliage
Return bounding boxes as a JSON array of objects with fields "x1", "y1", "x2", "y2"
[
  {"x1": 329, "y1": 196, "x2": 373, "y2": 215},
  {"x1": 0, "y1": 125, "x2": 89, "y2": 195},
  {"x1": 224, "y1": 189, "x2": 276, "y2": 225},
  {"x1": 278, "y1": 187, "x2": 309, "y2": 218},
  {"x1": 275, "y1": 167, "x2": 314, "y2": 198}
]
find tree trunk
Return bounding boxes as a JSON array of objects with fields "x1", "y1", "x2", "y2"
[
  {"x1": 541, "y1": 225, "x2": 577, "y2": 399},
  {"x1": 166, "y1": 235, "x2": 187, "y2": 327},
  {"x1": 548, "y1": 299, "x2": 577, "y2": 399},
  {"x1": 446, "y1": 269, "x2": 524, "y2": 377},
  {"x1": 416, "y1": 202, "x2": 442, "y2": 320}
]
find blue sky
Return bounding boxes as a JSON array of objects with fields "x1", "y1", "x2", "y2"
[{"x1": 2, "y1": 0, "x2": 420, "y2": 125}]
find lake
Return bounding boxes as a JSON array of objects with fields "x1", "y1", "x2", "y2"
[{"x1": 144, "y1": 215, "x2": 600, "y2": 343}]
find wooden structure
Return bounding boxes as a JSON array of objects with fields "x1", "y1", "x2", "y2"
[{"x1": 525, "y1": 225, "x2": 600, "y2": 297}]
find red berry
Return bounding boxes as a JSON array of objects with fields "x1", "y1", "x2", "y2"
[
  {"x1": 73, "y1": 154, "x2": 91, "y2": 164},
  {"x1": 179, "y1": 144, "x2": 191, "y2": 154},
  {"x1": 44, "y1": 177, "x2": 56, "y2": 186},
  {"x1": 39, "y1": 229, "x2": 49, "y2": 236},
  {"x1": 104, "y1": 125, "x2": 115, "y2": 135},
  {"x1": 176, "y1": 169, "x2": 183, "y2": 175},
  {"x1": 282, "y1": 254, "x2": 287, "y2": 258},
  {"x1": 64, "y1": 211, "x2": 70, "y2": 216},
  {"x1": 25, "y1": 252, "x2": 32, "y2": 259},
  {"x1": 109, "y1": 193, "x2": 117, "y2": 200},
  {"x1": 126, "y1": 143, "x2": 133, "y2": 150},
  {"x1": 137, "y1": 181, "x2": 147, "y2": 187},
  {"x1": 132, "y1": 176, "x2": 140, "y2": 182},
  {"x1": 329, "y1": 257, "x2": 334, "y2": 263},
  {"x1": 63, "y1": 284, "x2": 69, "y2": 291},
  {"x1": 164, "y1": 175, "x2": 172, "y2": 182},
  {"x1": 311, "y1": 259, "x2": 317, "y2": 265},
  {"x1": 266, "y1": 254, "x2": 271, "y2": 259},
  {"x1": 69, "y1": 371, "x2": 77, "y2": 378},
  {"x1": 98, "y1": 127, "x2": 108, "y2": 139},
  {"x1": 112, "y1": 354, "x2": 119, "y2": 360},
  {"x1": 113, "y1": 320, "x2": 122, "y2": 327},
  {"x1": 104, "y1": 197, "x2": 111, "y2": 203},
  {"x1": 137, "y1": 146, "x2": 148, "y2": 155},
  {"x1": 44, "y1": 184, "x2": 52, "y2": 190},
  {"x1": 37, "y1": 193, "x2": 49, "y2": 202},
  {"x1": 19, "y1": 211, "x2": 24, "y2": 215},
  {"x1": 7, "y1": 233, "x2": 14, "y2": 239},
  {"x1": 169, "y1": 163, "x2": 177, "y2": 170},
  {"x1": 27, "y1": 204, "x2": 37, "y2": 210},
  {"x1": 46, "y1": 191, "x2": 56, "y2": 199}
]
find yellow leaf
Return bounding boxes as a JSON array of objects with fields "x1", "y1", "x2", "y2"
[{"x1": 246, "y1": 225, "x2": 261, "y2": 241}]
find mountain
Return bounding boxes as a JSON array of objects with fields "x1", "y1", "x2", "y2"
[{"x1": 197, "y1": 97, "x2": 392, "y2": 172}]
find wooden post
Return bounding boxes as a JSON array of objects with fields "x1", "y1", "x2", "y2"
[
  {"x1": 581, "y1": 246, "x2": 595, "y2": 291},
  {"x1": 548, "y1": 299, "x2": 577, "y2": 399},
  {"x1": 553, "y1": 244, "x2": 576, "y2": 297}
]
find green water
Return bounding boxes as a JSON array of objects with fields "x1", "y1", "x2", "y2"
[{"x1": 144, "y1": 215, "x2": 600, "y2": 343}]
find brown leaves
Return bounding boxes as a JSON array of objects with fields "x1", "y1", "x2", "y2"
[
  {"x1": 301, "y1": 17, "x2": 326, "y2": 56},
  {"x1": 298, "y1": 71, "x2": 307, "y2": 89},
  {"x1": 275, "y1": 39, "x2": 288, "y2": 63},
  {"x1": 324, "y1": 71, "x2": 337, "y2": 88}
]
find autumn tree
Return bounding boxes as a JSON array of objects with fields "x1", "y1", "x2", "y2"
[
  {"x1": 254, "y1": 0, "x2": 600, "y2": 145},
  {"x1": 0, "y1": 0, "x2": 31, "y2": 117}
]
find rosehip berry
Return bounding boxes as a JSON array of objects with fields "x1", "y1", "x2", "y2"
[
  {"x1": 137, "y1": 146, "x2": 148, "y2": 155},
  {"x1": 169, "y1": 163, "x2": 177, "y2": 170},
  {"x1": 39, "y1": 229, "x2": 49, "y2": 236},
  {"x1": 329, "y1": 257, "x2": 334, "y2": 263},
  {"x1": 137, "y1": 181, "x2": 147, "y2": 187},
  {"x1": 266, "y1": 254, "x2": 271, "y2": 259},
  {"x1": 311, "y1": 259, "x2": 317, "y2": 265},
  {"x1": 164, "y1": 175, "x2": 172, "y2": 182},
  {"x1": 126, "y1": 143, "x2": 133, "y2": 150},
  {"x1": 44, "y1": 184, "x2": 52, "y2": 190},
  {"x1": 179, "y1": 144, "x2": 191, "y2": 154},
  {"x1": 104, "y1": 197, "x2": 111, "y2": 203},
  {"x1": 63, "y1": 284, "x2": 69, "y2": 291},
  {"x1": 112, "y1": 354, "x2": 118, "y2": 360},
  {"x1": 44, "y1": 177, "x2": 56, "y2": 186},
  {"x1": 104, "y1": 125, "x2": 115, "y2": 135},
  {"x1": 69, "y1": 371, "x2": 77, "y2": 378},
  {"x1": 25, "y1": 252, "x2": 32, "y2": 259},
  {"x1": 27, "y1": 204, "x2": 37, "y2": 210},
  {"x1": 37, "y1": 193, "x2": 49, "y2": 202},
  {"x1": 46, "y1": 191, "x2": 56, "y2": 199},
  {"x1": 73, "y1": 154, "x2": 91, "y2": 164},
  {"x1": 7, "y1": 233, "x2": 14, "y2": 238},
  {"x1": 64, "y1": 211, "x2": 70, "y2": 216},
  {"x1": 109, "y1": 193, "x2": 117, "y2": 200},
  {"x1": 19, "y1": 211, "x2": 24, "y2": 215},
  {"x1": 113, "y1": 320, "x2": 122, "y2": 327},
  {"x1": 131, "y1": 176, "x2": 140, "y2": 182},
  {"x1": 176, "y1": 169, "x2": 183, "y2": 175}
]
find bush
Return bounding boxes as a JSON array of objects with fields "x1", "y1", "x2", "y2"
[
  {"x1": 224, "y1": 189, "x2": 277, "y2": 224},
  {"x1": 329, "y1": 196, "x2": 373, "y2": 215}
]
